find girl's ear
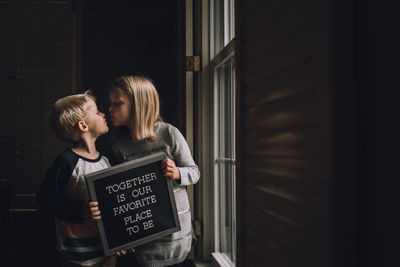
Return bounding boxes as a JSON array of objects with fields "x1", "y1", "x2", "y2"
[{"x1": 77, "y1": 120, "x2": 88, "y2": 132}]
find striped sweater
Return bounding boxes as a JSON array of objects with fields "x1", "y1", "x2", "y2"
[{"x1": 37, "y1": 149, "x2": 111, "y2": 266}]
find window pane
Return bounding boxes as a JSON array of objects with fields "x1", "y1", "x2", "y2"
[
  {"x1": 211, "y1": 0, "x2": 235, "y2": 57},
  {"x1": 215, "y1": 57, "x2": 235, "y2": 264}
]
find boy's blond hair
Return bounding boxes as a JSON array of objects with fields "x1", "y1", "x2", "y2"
[
  {"x1": 111, "y1": 75, "x2": 162, "y2": 142},
  {"x1": 50, "y1": 91, "x2": 95, "y2": 143}
]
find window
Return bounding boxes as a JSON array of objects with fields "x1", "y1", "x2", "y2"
[
  {"x1": 210, "y1": 0, "x2": 235, "y2": 266},
  {"x1": 210, "y1": 0, "x2": 235, "y2": 58},
  {"x1": 212, "y1": 56, "x2": 236, "y2": 266}
]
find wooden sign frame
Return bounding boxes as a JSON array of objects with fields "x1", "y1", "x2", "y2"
[{"x1": 85, "y1": 151, "x2": 180, "y2": 256}]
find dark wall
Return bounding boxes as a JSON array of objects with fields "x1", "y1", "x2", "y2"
[
  {"x1": 236, "y1": 0, "x2": 399, "y2": 266},
  {"x1": 236, "y1": 0, "x2": 335, "y2": 266},
  {"x1": 82, "y1": 0, "x2": 184, "y2": 130},
  {"x1": 355, "y1": 1, "x2": 399, "y2": 266},
  {"x1": 1, "y1": 2, "x2": 185, "y2": 266}
]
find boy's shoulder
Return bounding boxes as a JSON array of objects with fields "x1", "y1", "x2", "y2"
[
  {"x1": 56, "y1": 149, "x2": 80, "y2": 162},
  {"x1": 52, "y1": 149, "x2": 81, "y2": 170},
  {"x1": 56, "y1": 149, "x2": 108, "y2": 164}
]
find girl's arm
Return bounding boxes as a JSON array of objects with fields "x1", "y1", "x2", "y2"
[{"x1": 168, "y1": 125, "x2": 200, "y2": 186}]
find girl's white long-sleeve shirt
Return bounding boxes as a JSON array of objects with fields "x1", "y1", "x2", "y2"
[{"x1": 110, "y1": 122, "x2": 200, "y2": 267}]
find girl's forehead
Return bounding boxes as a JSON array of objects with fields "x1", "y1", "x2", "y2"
[{"x1": 110, "y1": 87, "x2": 128, "y2": 99}]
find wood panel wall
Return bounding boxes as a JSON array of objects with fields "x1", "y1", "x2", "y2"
[
  {"x1": 0, "y1": 0, "x2": 76, "y2": 209},
  {"x1": 236, "y1": 0, "x2": 334, "y2": 266}
]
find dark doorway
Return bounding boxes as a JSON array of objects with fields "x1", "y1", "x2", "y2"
[{"x1": 82, "y1": 0, "x2": 185, "y2": 130}]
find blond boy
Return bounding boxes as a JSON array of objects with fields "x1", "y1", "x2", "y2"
[{"x1": 37, "y1": 91, "x2": 115, "y2": 267}]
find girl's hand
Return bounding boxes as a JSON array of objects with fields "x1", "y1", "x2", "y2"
[
  {"x1": 116, "y1": 248, "x2": 135, "y2": 256},
  {"x1": 162, "y1": 158, "x2": 180, "y2": 180},
  {"x1": 116, "y1": 250, "x2": 126, "y2": 257},
  {"x1": 83, "y1": 201, "x2": 102, "y2": 221}
]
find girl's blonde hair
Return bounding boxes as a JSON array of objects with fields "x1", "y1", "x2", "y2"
[
  {"x1": 50, "y1": 91, "x2": 95, "y2": 143},
  {"x1": 111, "y1": 75, "x2": 162, "y2": 142}
]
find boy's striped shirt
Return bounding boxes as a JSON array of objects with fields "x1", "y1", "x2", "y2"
[{"x1": 37, "y1": 149, "x2": 110, "y2": 266}]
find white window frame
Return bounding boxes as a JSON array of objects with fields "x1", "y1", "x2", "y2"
[
  {"x1": 211, "y1": 53, "x2": 236, "y2": 267},
  {"x1": 193, "y1": 0, "x2": 236, "y2": 265},
  {"x1": 209, "y1": 0, "x2": 236, "y2": 266}
]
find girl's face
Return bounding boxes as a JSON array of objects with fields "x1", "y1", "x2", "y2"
[{"x1": 108, "y1": 87, "x2": 132, "y2": 127}]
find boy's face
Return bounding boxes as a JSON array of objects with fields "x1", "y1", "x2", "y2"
[
  {"x1": 108, "y1": 87, "x2": 132, "y2": 127},
  {"x1": 84, "y1": 98, "x2": 109, "y2": 137}
]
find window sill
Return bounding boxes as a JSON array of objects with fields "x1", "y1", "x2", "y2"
[
  {"x1": 194, "y1": 260, "x2": 215, "y2": 267},
  {"x1": 211, "y1": 252, "x2": 234, "y2": 267}
]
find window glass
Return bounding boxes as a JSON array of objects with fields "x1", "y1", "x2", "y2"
[
  {"x1": 211, "y1": 0, "x2": 235, "y2": 57},
  {"x1": 213, "y1": 57, "x2": 236, "y2": 265}
]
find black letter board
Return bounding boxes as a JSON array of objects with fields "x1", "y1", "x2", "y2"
[{"x1": 85, "y1": 151, "x2": 180, "y2": 256}]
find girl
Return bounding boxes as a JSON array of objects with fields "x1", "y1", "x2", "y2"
[{"x1": 107, "y1": 75, "x2": 200, "y2": 267}]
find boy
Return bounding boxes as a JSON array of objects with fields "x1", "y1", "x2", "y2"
[{"x1": 37, "y1": 91, "x2": 115, "y2": 267}]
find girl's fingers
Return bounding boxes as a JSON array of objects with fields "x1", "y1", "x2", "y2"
[
  {"x1": 162, "y1": 158, "x2": 176, "y2": 168},
  {"x1": 116, "y1": 250, "x2": 127, "y2": 257},
  {"x1": 163, "y1": 167, "x2": 173, "y2": 172},
  {"x1": 169, "y1": 161, "x2": 176, "y2": 168},
  {"x1": 162, "y1": 164, "x2": 171, "y2": 171},
  {"x1": 161, "y1": 159, "x2": 180, "y2": 180},
  {"x1": 163, "y1": 169, "x2": 175, "y2": 175}
]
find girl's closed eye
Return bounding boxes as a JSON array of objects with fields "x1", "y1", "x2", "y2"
[{"x1": 112, "y1": 102, "x2": 123, "y2": 108}]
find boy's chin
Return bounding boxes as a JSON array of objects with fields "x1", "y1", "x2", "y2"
[{"x1": 101, "y1": 127, "x2": 109, "y2": 135}]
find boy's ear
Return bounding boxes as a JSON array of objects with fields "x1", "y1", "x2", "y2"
[{"x1": 77, "y1": 120, "x2": 88, "y2": 132}]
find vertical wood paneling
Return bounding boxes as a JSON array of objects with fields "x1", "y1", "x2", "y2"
[
  {"x1": 0, "y1": 0, "x2": 74, "y2": 203},
  {"x1": 237, "y1": 0, "x2": 333, "y2": 266},
  {"x1": 242, "y1": 0, "x2": 316, "y2": 62},
  {"x1": 0, "y1": 0, "x2": 13, "y2": 183},
  {"x1": 242, "y1": 23, "x2": 319, "y2": 86},
  {"x1": 244, "y1": 60, "x2": 317, "y2": 107},
  {"x1": 240, "y1": 0, "x2": 297, "y2": 39},
  {"x1": 238, "y1": 0, "x2": 263, "y2": 18}
]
